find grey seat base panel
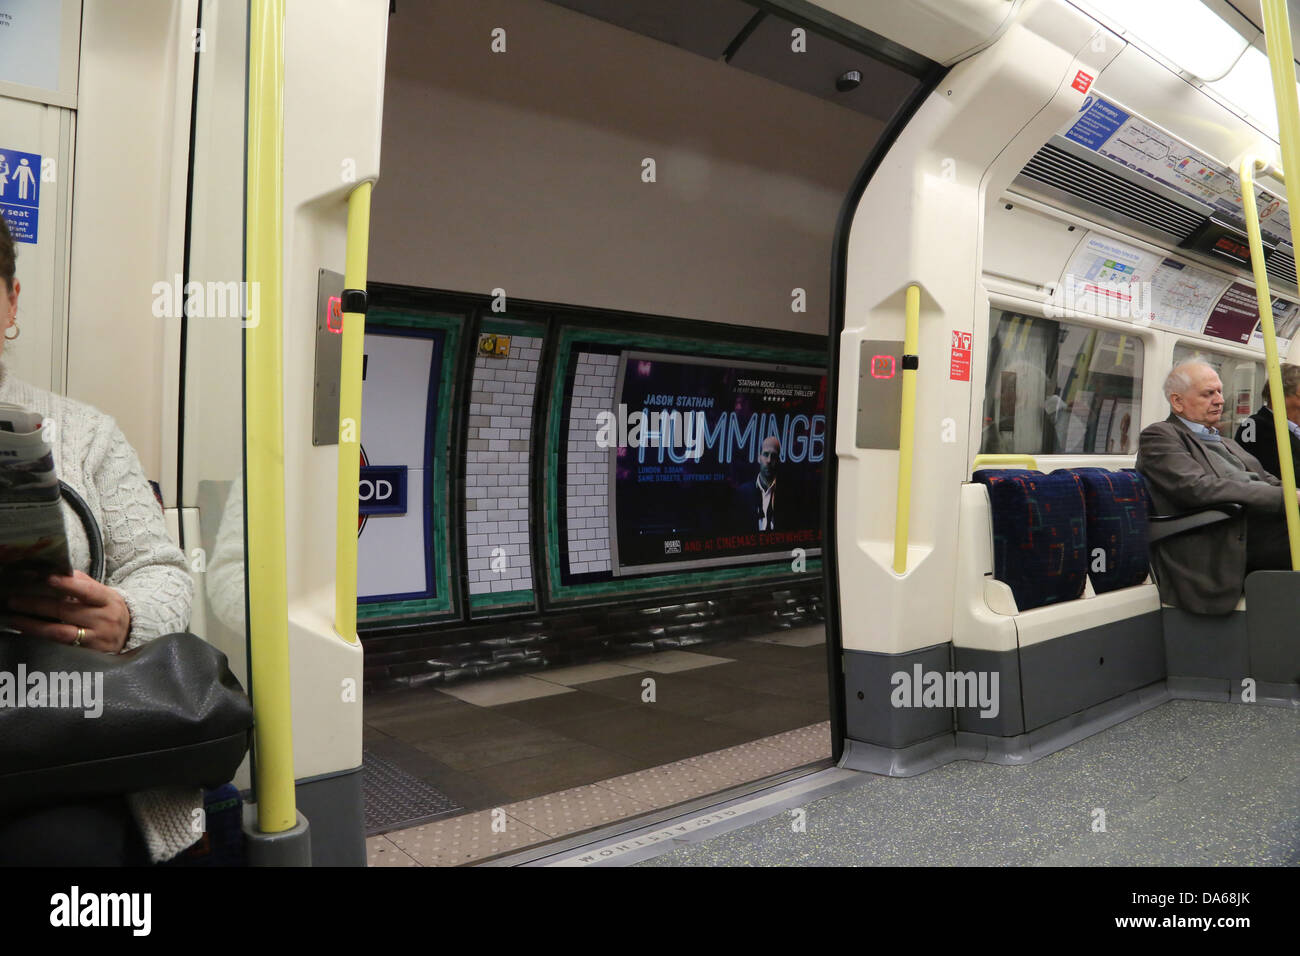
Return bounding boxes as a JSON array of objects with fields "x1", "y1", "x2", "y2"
[
  {"x1": 841, "y1": 678, "x2": 1298, "y2": 777},
  {"x1": 841, "y1": 588, "x2": 1300, "y2": 777},
  {"x1": 843, "y1": 613, "x2": 1166, "y2": 751},
  {"x1": 1245, "y1": 571, "x2": 1300, "y2": 684},
  {"x1": 840, "y1": 682, "x2": 1171, "y2": 777}
]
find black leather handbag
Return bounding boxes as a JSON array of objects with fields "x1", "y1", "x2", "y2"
[{"x1": 0, "y1": 483, "x2": 252, "y2": 812}]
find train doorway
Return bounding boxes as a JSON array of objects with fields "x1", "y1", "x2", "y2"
[{"x1": 357, "y1": 0, "x2": 929, "y2": 866}]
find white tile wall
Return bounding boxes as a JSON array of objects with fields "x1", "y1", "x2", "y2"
[
  {"x1": 466, "y1": 335, "x2": 542, "y2": 597},
  {"x1": 566, "y1": 351, "x2": 618, "y2": 575}
]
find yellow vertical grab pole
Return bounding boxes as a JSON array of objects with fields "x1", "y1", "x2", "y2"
[
  {"x1": 1259, "y1": 0, "x2": 1300, "y2": 567},
  {"x1": 1240, "y1": 156, "x2": 1300, "y2": 569},
  {"x1": 893, "y1": 285, "x2": 921, "y2": 574},
  {"x1": 244, "y1": 0, "x2": 297, "y2": 832},
  {"x1": 334, "y1": 182, "x2": 372, "y2": 642}
]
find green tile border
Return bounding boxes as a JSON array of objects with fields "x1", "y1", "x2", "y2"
[
  {"x1": 468, "y1": 588, "x2": 536, "y2": 610},
  {"x1": 356, "y1": 308, "x2": 463, "y2": 621},
  {"x1": 543, "y1": 325, "x2": 826, "y2": 603},
  {"x1": 478, "y1": 314, "x2": 548, "y2": 337}
]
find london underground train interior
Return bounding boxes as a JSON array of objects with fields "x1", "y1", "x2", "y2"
[{"x1": 0, "y1": 0, "x2": 1298, "y2": 894}]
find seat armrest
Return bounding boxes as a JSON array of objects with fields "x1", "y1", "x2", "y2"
[{"x1": 1148, "y1": 503, "x2": 1244, "y2": 545}]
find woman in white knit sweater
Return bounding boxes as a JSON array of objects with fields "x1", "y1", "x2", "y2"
[{"x1": 0, "y1": 217, "x2": 202, "y2": 865}]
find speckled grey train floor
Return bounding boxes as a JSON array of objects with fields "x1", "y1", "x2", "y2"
[{"x1": 635, "y1": 699, "x2": 1300, "y2": 866}]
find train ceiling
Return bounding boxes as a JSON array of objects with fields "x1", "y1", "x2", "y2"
[{"x1": 540, "y1": 0, "x2": 925, "y2": 123}]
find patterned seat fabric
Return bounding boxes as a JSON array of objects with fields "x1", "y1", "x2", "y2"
[
  {"x1": 972, "y1": 469, "x2": 1088, "y2": 610},
  {"x1": 1121, "y1": 467, "x2": 1156, "y2": 515},
  {"x1": 1067, "y1": 467, "x2": 1150, "y2": 593}
]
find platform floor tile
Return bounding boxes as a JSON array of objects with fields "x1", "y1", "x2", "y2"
[
  {"x1": 501, "y1": 784, "x2": 656, "y2": 838},
  {"x1": 532, "y1": 662, "x2": 646, "y2": 685},
  {"x1": 365, "y1": 835, "x2": 421, "y2": 867},
  {"x1": 439, "y1": 675, "x2": 576, "y2": 707},
  {"x1": 386, "y1": 808, "x2": 551, "y2": 867},
  {"x1": 617, "y1": 650, "x2": 734, "y2": 673},
  {"x1": 748, "y1": 627, "x2": 826, "y2": 647}
]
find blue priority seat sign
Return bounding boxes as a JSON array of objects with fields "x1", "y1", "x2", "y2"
[{"x1": 0, "y1": 147, "x2": 41, "y2": 244}]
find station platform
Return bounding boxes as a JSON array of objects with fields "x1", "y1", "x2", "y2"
[{"x1": 363, "y1": 625, "x2": 831, "y2": 866}]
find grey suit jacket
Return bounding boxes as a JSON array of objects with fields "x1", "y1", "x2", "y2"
[{"x1": 1136, "y1": 414, "x2": 1285, "y2": 614}]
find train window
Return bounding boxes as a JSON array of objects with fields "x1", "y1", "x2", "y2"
[
  {"x1": 980, "y1": 310, "x2": 1142, "y2": 456},
  {"x1": 1170, "y1": 345, "x2": 1266, "y2": 438}
]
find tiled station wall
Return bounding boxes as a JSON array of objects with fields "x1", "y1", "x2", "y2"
[
  {"x1": 465, "y1": 334, "x2": 543, "y2": 598},
  {"x1": 564, "y1": 351, "x2": 618, "y2": 575},
  {"x1": 357, "y1": 293, "x2": 829, "y2": 651}
]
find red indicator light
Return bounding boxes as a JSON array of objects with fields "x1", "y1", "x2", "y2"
[
  {"x1": 870, "y1": 355, "x2": 896, "y2": 379},
  {"x1": 1213, "y1": 235, "x2": 1248, "y2": 260},
  {"x1": 327, "y1": 295, "x2": 344, "y2": 333}
]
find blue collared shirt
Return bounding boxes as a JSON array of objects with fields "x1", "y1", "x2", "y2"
[{"x1": 1176, "y1": 415, "x2": 1221, "y2": 441}]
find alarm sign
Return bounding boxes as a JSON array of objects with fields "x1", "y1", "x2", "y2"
[{"x1": 950, "y1": 330, "x2": 972, "y2": 381}]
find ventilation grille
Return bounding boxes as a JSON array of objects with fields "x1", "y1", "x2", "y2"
[
  {"x1": 1020, "y1": 144, "x2": 1204, "y2": 242},
  {"x1": 1266, "y1": 248, "x2": 1298, "y2": 288}
]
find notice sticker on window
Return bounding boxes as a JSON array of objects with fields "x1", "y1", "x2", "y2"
[{"x1": 950, "y1": 330, "x2": 972, "y2": 381}]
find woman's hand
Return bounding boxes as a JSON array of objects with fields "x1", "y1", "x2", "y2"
[{"x1": 0, "y1": 572, "x2": 132, "y2": 653}]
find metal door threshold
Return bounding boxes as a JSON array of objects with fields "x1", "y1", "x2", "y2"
[{"x1": 481, "y1": 759, "x2": 858, "y2": 867}]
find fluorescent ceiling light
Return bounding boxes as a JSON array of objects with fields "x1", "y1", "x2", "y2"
[
  {"x1": 1208, "y1": 45, "x2": 1281, "y2": 140},
  {"x1": 1085, "y1": 0, "x2": 1250, "y2": 80}
]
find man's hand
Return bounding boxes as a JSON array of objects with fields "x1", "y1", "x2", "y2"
[{"x1": 0, "y1": 572, "x2": 131, "y2": 653}]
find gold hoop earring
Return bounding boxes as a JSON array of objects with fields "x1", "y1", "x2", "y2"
[{"x1": 4, "y1": 323, "x2": 17, "y2": 341}]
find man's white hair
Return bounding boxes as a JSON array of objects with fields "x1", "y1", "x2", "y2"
[{"x1": 1164, "y1": 361, "x2": 1214, "y2": 401}]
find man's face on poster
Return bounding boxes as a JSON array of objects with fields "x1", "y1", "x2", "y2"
[{"x1": 759, "y1": 437, "x2": 780, "y2": 484}]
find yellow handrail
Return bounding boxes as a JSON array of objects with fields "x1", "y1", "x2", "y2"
[
  {"x1": 1240, "y1": 158, "x2": 1299, "y2": 568},
  {"x1": 1253, "y1": 0, "x2": 1300, "y2": 568},
  {"x1": 972, "y1": 454, "x2": 1039, "y2": 472},
  {"x1": 245, "y1": 0, "x2": 296, "y2": 833},
  {"x1": 893, "y1": 285, "x2": 920, "y2": 574},
  {"x1": 334, "y1": 182, "x2": 372, "y2": 643}
]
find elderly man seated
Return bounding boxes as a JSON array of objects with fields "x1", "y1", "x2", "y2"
[{"x1": 1136, "y1": 361, "x2": 1298, "y2": 614}]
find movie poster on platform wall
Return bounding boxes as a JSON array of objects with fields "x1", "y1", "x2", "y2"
[{"x1": 608, "y1": 351, "x2": 827, "y2": 575}]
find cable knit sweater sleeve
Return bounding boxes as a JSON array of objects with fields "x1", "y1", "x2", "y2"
[
  {"x1": 0, "y1": 370, "x2": 204, "y2": 863},
  {"x1": 79, "y1": 416, "x2": 203, "y2": 863},
  {"x1": 79, "y1": 413, "x2": 194, "y2": 646}
]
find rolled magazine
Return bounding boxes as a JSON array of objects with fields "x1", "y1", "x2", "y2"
[{"x1": 0, "y1": 402, "x2": 72, "y2": 586}]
